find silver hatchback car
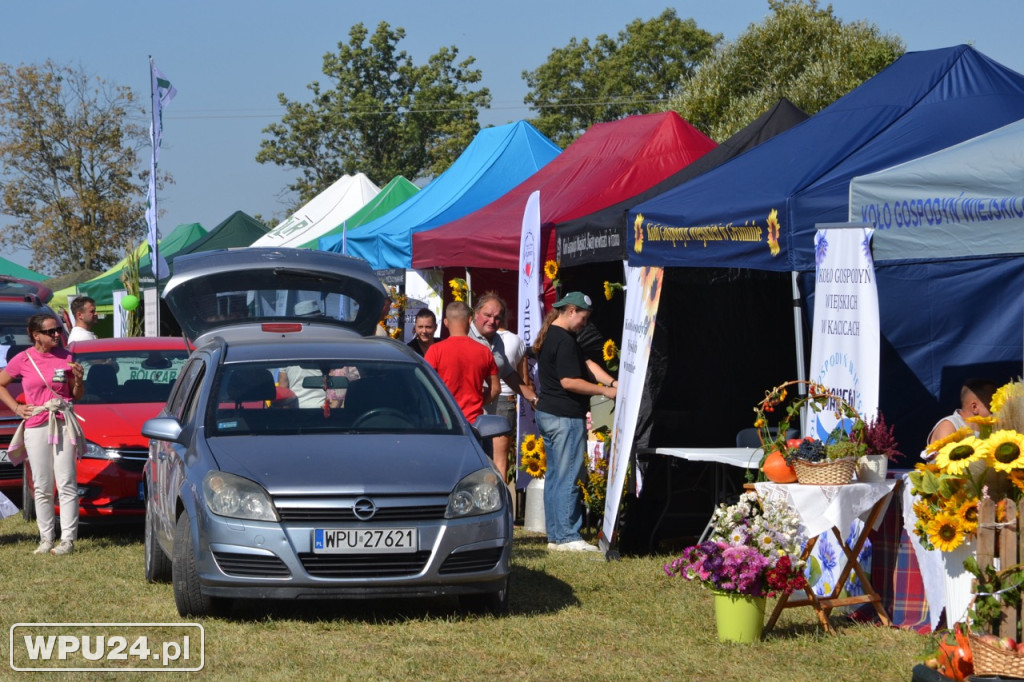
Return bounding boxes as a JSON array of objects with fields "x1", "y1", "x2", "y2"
[{"x1": 142, "y1": 248, "x2": 513, "y2": 617}]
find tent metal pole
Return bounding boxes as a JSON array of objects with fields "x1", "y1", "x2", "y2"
[{"x1": 790, "y1": 268, "x2": 806, "y2": 393}]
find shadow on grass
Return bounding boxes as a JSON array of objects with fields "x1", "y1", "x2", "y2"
[
  {"x1": 219, "y1": 562, "x2": 578, "y2": 624},
  {"x1": 208, "y1": 535, "x2": 579, "y2": 623}
]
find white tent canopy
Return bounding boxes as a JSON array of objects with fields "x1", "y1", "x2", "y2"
[
  {"x1": 849, "y1": 117, "x2": 1024, "y2": 262},
  {"x1": 252, "y1": 173, "x2": 380, "y2": 248}
]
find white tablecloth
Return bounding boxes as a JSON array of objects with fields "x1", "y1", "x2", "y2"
[
  {"x1": 900, "y1": 472, "x2": 949, "y2": 630},
  {"x1": 643, "y1": 447, "x2": 762, "y2": 469},
  {"x1": 755, "y1": 480, "x2": 898, "y2": 540}
]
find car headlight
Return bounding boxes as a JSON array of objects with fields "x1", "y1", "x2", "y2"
[
  {"x1": 202, "y1": 471, "x2": 279, "y2": 522},
  {"x1": 446, "y1": 468, "x2": 504, "y2": 518},
  {"x1": 81, "y1": 441, "x2": 117, "y2": 459}
]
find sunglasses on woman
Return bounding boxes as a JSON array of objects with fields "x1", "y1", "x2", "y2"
[{"x1": 37, "y1": 328, "x2": 61, "y2": 337}]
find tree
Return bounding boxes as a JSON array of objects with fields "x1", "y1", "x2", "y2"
[
  {"x1": 522, "y1": 9, "x2": 720, "y2": 148},
  {"x1": 670, "y1": 0, "x2": 905, "y2": 141},
  {"x1": 0, "y1": 60, "x2": 157, "y2": 274},
  {"x1": 257, "y1": 22, "x2": 490, "y2": 206}
]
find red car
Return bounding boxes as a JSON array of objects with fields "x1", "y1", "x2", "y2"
[{"x1": 23, "y1": 336, "x2": 190, "y2": 521}]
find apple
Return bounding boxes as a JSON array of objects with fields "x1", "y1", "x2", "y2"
[
  {"x1": 1015, "y1": 641, "x2": 1024, "y2": 653},
  {"x1": 980, "y1": 634, "x2": 1002, "y2": 648},
  {"x1": 1003, "y1": 637, "x2": 1018, "y2": 650}
]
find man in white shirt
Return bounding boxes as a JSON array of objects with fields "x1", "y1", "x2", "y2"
[{"x1": 67, "y1": 296, "x2": 98, "y2": 344}]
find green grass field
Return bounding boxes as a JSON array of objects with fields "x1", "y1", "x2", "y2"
[{"x1": 0, "y1": 511, "x2": 927, "y2": 681}]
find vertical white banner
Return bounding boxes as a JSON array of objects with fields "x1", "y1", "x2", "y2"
[
  {"x1": 601, "y1": 265, "x2": 664, "y2": 547},
  {"x1": 516, "y1": 191, "x2": 542, "y2": 488},
  {"x1": 806, "y1": 225, "x2": 880, "y2": 434},
  {"x1": 143, "y1": 287, "x2": 159, "y2": 337},
  {"x1": 404, "y1": 269, "x2": 443, "y2": 342},
  {"x1": 146, "y1": 60, "x2": 177, "y2": 281}
]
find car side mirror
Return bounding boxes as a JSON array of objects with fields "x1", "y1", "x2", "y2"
[
  {"x1": 473, "y1": 414, "x2": 512, "y2": 439},
  {"x1": 142, "y1": 416, "x2": 184, "y2": 444}
]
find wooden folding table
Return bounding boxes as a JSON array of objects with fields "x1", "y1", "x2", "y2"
[{"x1": 755, "y1": 480, "x2": 898, "y2": 635}]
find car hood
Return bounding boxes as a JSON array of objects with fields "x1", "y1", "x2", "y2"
[
  {"x1": 207, "y1": 434, "x2": 488, "y2": 496},
  {"x1": 74, "y1": 403, "x2": 164, "y2": 448}
]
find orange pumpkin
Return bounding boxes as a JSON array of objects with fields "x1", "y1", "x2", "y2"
[
  {"x1": 936, "y1": 623, "x2": 973, "y2": 681},
  {"x1": 762, "y1": 449, "x2": 797, "y2": 483}
]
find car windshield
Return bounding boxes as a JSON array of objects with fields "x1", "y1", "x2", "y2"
[
  {"x1": 209, "y1": 360, "x2": 459, "y2": 436},
  {"x1": 78, "y1": 349, "x2": 191, "y2": 404}
]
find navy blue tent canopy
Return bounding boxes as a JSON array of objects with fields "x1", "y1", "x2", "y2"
[
  {"x1": 624, "y1": 45, "x2": 1024, "y2": 454},
  {"x1": 555, "y1": 99, "x2": 808, "y2": 267},
  {"x1": 627, "y1": 45, "x2": 1024, "y2": 273}
]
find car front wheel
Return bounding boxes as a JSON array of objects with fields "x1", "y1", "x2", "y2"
[
  {"x1": 144, "y1": 501, "x2": 171, "y2": 583},
  {"x1": 172, "y1": 512, "x2": 230, "y2": 617}
]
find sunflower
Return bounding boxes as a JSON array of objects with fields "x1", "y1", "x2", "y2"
[
  {"x1": 603, "y1": 281, "x2": 613, "y2": 300},
  {"x1": 543, "y1": 260, "x2": 559, "y2": 281},
  {"x1": 524, "y1": 458, "x2": 544, "y2": 477},
  {"x1": 988, "y1": 429, "x2": 1024, "y2": 471},
  {"x1": 990, "y1": 381, "x2": 1021, "y2": 417},
  {"x1": 520, "y1": 434, "x2": 539, "y2": 457},
  {"x1": 925, "y1": 426, "x2": 974, "y2": 455},
  {"x1": 1009, "y1": 470, "x2": 1024, "y2": 495},
  {"x1": 934, "y1": 436, "x2": 987, "y2": 475},
  {"x1": 912, "y1": 499, "x2": 934, "y2": 524},
  {"x1": 602, "y1": 339, "x2": 618, "y2": 362},
  {"x1": 957, "y1": 499, "x2": 979, "y2": 534},
  {"x1": 926, "y1": 511, "x2": 965, "y2": 552}
]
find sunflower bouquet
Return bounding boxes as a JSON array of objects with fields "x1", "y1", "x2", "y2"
[
  {"x1": 519, "y1": 434, "x2": 547, "y2": 478},
  {"x1": 908, "y1": 379, "x2": 1024, "y2": 552},
  {"x1": 448, "y1": 278, "x2": 470, "y2": 303},
  {"x1": 578, "y1": 426, "x2": 610, "y2": 514}
]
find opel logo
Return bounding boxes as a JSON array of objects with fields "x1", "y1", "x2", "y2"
[{"x1": 352, "y1": 497, "x2": 377, "y2": 521}]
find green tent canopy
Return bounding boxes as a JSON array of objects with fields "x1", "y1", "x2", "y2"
[
  {"x1": 0, "y1": 256, "x2": 49, "y2": 281},
  {"x1": 72, "y1": 222, "x2": 208, "y2": 306},
  {"x1": 175, "y1": 210, "x2": 269, "y2": 257},
  {"x1": 303, "y1": 176, "x2": 419, "y2": 249}
]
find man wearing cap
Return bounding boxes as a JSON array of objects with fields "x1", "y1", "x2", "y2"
[{"x1": 532, "y1": 291, "x2": 617, "y2": 553}]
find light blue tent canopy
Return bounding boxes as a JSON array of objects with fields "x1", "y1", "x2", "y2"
[{"x1": 321, "y1": 120, "x2": 561, "y2": 270}]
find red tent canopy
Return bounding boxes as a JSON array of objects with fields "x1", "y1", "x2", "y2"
[{"x1": 412, "y1": 111, "x2": 716, "y2": 271}]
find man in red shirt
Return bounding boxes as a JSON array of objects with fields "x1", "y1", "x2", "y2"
[{"x1": 425, "y1": 301, "x2": 499, "y2": 423}]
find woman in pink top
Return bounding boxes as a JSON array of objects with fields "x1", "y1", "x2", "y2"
[{"x1": 0, "y1": 313, "x2": 84, "y2": 555}]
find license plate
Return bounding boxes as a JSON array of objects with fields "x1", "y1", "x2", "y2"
[
  {"x1": 0, "y1": 450, "x2": 8, "y2": 464},
  {"x1": 138, "y1": 481, "x2": 145, "y2": 501},
  {"x1": 313, "y1": 528, "x2": 418, "y2": 554}
]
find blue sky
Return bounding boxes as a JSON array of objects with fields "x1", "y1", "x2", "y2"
[{"x1": 2, "y1": 0, "x2": 1022, "y2": 270}]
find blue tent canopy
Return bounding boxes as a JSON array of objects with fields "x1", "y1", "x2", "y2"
[
  {"x1": 321, "y1": 120, "x2": 560, "y2": 270},
  {"x1": 627, "y1": 45, "x2": 1024, "y2": 273},
  {"x1": 624, "y1": 45, "x2": 1024, "y2": 452}
]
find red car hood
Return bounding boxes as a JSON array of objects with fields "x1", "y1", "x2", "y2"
[{"x1": 73, "y1": 403, "x2": 165, "y2": 449}]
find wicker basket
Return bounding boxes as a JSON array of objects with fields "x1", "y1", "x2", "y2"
[
  {"x1": 792, "y1": 457, "x2": 856, "y2": 485},
  {"x1": 970, "y1": 631, "x2": 1024, "y2": 678}
]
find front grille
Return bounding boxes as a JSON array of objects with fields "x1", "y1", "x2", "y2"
[
  {"x1": 112, "y1": 450, "x2": 148, "y2": 473},
  {"x1": 0, "y1": 463, "x2": 22, "y2": 481},
  {"x1": 213, "y1": 551, "x2": 290, "y2": 578},
  {"x1": 438, "y1": 547, "x2": 503, "y2": 575},
  {"x1": 298, "y1": 551, "x2": 431, "y2": 578},
  {"x1": 278, "y1": 505, "x2": 447, "y2": 523}
]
